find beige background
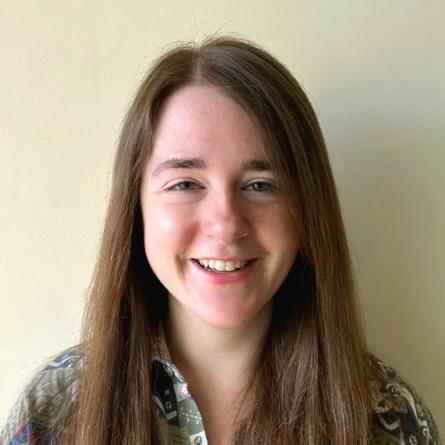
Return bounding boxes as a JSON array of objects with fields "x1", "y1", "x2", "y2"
[{"x1": 1, "y1": 0, "x2": 444, "y2": 435}]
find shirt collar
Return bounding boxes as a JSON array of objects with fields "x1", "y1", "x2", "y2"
[
  {"x1": 152, "y1": 329, "x2": 396, "y2": 415},
  {"x1": 153, "y1": 327, "x2": 187, "y2": 384}
]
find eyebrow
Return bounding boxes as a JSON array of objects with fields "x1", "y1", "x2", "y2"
[{"x1": 152, "y1": 157, "x2": 272, "y2": 176}]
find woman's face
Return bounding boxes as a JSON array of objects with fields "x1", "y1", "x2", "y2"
[{"x1": 140, "y1": 85, "x2": 299, "y2": 329}]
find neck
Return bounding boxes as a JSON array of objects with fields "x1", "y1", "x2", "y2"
[
  {"x1": 165, "y1": 296, "x2": 272, "y2": 390},
  {"x1": 164, "y1": 297, "x2": 272, "y2": 445}
]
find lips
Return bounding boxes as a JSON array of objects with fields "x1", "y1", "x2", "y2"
[
  {"x1": 189, "y1": 258, "x2": 258, "y2": 284},
  {"x1": 193, "y1": 258, "x2": 253, "y2": 272},
  {"x1": 192, "y1": 257, "x2": 255, "y2": 262}
]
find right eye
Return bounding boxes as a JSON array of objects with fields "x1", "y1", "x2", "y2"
[{"x1": 166, "y1": 180, "x2": 203, "y2": 192}]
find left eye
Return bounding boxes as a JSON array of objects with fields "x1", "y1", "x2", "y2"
[{"x1": 244, "y1": 181, "x2": 276, "y2": 193}]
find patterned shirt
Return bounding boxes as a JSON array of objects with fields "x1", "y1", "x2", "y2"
[{"x1": 0, "y1": 345, "x2": 441, "y2": 445}]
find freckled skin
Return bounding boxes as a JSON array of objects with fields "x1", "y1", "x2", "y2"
[{"x1": 140, "y1": 85, "x2": 299, "y2": 329}]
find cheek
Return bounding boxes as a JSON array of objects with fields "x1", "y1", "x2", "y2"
[
  {"x1": 262, "y1": 210, "x2": 299, "y2": 273},
  {"x1": 142, "y1": 203, "x2": 195, "y2": 260},
  {"x1": 260, "y1": 207, "x2": 297, "y2": 245}
]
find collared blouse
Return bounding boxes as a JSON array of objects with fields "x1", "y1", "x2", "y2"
[{"x1": 0, "y1": 346, "x2": 441, "y2": 445}]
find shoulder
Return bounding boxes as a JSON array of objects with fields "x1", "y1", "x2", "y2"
[
  {"x1": 369, "y1": 353, "x2": 442, "y2": 445},
  {"x1": 0, "y1": 345, "x2": 83, "y2": 445}
]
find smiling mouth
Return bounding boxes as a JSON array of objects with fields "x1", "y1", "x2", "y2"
[{"x1": 192, "y1": 258, "x2": 255, "y2": 273}]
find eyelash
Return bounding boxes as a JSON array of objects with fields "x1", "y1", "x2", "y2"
[{"x1": 166, "y1": 180, "x2": 277, "y2": 194}]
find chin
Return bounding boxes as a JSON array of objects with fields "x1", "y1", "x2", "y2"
[{"x1": 196, "y1": 302, "x2": 271, "y2": 330}]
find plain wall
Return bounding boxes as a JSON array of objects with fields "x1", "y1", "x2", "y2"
[{"x1": 1, "y1": 0, "x2": 444, "y2": 435}]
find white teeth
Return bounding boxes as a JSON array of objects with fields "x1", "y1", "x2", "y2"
[{"x1": 197, "y1": 259, "x2": 249, "y2": 272}]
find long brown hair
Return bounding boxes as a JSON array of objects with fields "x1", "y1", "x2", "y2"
[{"x1": 58, "y1": 36, "x2": 372, "y2": 444}]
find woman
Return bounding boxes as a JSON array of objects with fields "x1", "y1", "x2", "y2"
[{"x1": 1, "y1": 36, "x2": 441, "y2": 445}]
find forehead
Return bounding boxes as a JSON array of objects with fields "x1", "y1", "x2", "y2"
[{"x1": 148, "y1": 85, "x2": 267, "y2": 167}]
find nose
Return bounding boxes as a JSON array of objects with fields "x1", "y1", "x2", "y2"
[{"x1": 200, "y1": 190, "x2": 250, "y2": 243}]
